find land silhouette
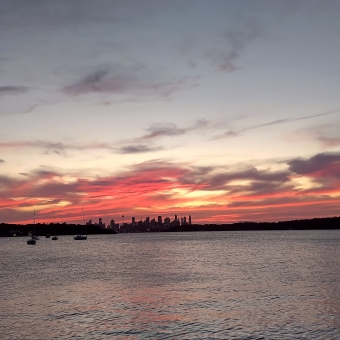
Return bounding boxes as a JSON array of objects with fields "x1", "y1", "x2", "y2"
[{"x1": 1, "y1": 216, "x2": 339, "y2": 237}]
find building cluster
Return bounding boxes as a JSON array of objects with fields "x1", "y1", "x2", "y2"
[{"x1": 86, "y1": 215, "x2": 192, "y2": 233}]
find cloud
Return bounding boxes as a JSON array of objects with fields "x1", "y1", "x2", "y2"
[
  {"x1": 0, "y1": 161, "x2": 190, "y2": 203},
  {"x1": 0, "y1": 0, "x2": 177, "y2": 31},
  {"x1": 1, "y1": 1, "x2": 202, "y2": 114},
  {"x1": 318, "y1": 136, "x2": 340, "y2": 148},
  {"x1": 308, "y1": 124, "x2": 340, "y2": 148},
  {"x1": 0, "y1": 0, "x2": 117, "y2": 30},
  {"x1": 205, "y1": 18, "x2": 263, "y2": 72},
  {"x1": 226, "y1": 18, "x2": 263, "y2": 51},
  {"x1": 179, "y1": 165, "x2": 292, "y2": 197},
  {"x1": 63, "y1": 67, "x2": 199, "y2": 99},
  {"x1": 1, "y1": 152, "x2": 340, "y2": 224},
  {"x1": 228, "y1": 195, "x2": 304, "y2": 208},
  {"x1": 0, "y1": 86, "x2": 28, "y2": 96},
  {"x1": 213, "y1": 110, "x2": 338, "y2": 139},
  {"x1": 288, "y1": 152, "x2": 340, "y2": 178},
  {"x1": 210, "y1": 167, "x2": 290, "y2": 189},
  {"x1": 205, "y1": 50, "x2": 240, "y2": 73},
  {"x1": 0, "y1": 1, "x2": 309, "y2": 118},
  {"x1": 0, "y1": 119, "x2": 208, "y2": 156},
  {"x1": 117, "y1": 145, "x2": 162, "y2": 154},
  {"x1": 0, "y1": 140, "x2": 72, "y2": 156},
  {"x1": 143, "y1": 124, "x2": 186, "y2": 139},
  {"x1": 63, "y1": 70, "x2": 109, "y2": 96},
  {"x1": 0, "y1": 139, "x2": 166, "y2": 156},
  {"x1": 43, "y1": 142, "x2": 67, "y2": 156},
  {"x1": 137, "y1": 119, "x2": 208, "y2": 141}
]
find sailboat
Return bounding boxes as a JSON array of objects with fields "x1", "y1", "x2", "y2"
[
  {"x1": 27, "y1": 211, "x2": 37, "y2": 245},
  {"x1": 74, "y1": 234, "x2": 87, "y2": 240},
  {"x1": 74, "y1": 208, "x2": 87, "y2": 240},
  {"x1": 52, "y1": 212, "x2": 59, "y2": 240}
]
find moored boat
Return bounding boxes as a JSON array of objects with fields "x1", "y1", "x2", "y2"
[
  {"x1": 27, "y1": 210, "x2": 38, "y2": 245},
  {"x1": 27, "y1": 238, "x2": 36, "y2": 245},
  {"x1": 74, "y1": 208, "x2": 87, "y2": 240},
  {"x1": 74, "y1": 234, "x2": 87, "y2": 240}
]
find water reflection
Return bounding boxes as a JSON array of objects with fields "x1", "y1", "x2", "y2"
[{"x1": 0, "y1": 231, "x2": 340, "y2": 339}]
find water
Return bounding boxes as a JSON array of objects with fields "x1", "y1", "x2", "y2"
[{"x1": 1, "y1": 230, "x2": 339, "y2": 339}]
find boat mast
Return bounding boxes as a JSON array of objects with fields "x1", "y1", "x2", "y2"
[
  {"x1": 33, "y1": 210, "x2": 35, "y2": 235},
  {"x1": 82, "y1": 207, "x2": 87, "y2": 235}
]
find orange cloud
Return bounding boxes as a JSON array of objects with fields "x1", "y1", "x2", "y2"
[{"x1": 1, "y1": 154, "x2": 340, "y2": 224}]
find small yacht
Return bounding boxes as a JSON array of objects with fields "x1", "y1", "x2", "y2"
[
  {"x1": 27, "y1": 238, "x2": 36, "y2": 245},
  {"x1": 27, "y1": 210, "x2": 38, "y2": 245},
  {"x1": 74, "y1": 208, "x2": 87, "y2": 240},
  {"x1": 74, "y1": 234, "x2": 87, "y2": 240}
]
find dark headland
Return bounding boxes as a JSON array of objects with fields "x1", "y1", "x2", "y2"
[
  {"x1": 1, "y1": 216, "x2": 339, "y2": 237},
  {"x1": 166, "y1": 216, "x2": 340, "y2": 232}
]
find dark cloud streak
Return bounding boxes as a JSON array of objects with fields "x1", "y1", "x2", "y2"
[
  {"x1": 117, "y1": 145, "x2": 162, "y2": 154},
  {"x1": 0, "y1": 139, "x2": 164, "y2": 156},
  {"x1": 137, "y1": 119, "x2": 208, "y2": 141},
  {"x1": 0, "y1": 86, "x2": 29, "y2": 96},
  {"x1": 288, "y1": 152, "x2": 340, "y2": 177},
  {"x1": 63, "y1": 68, "x2": 199, "y2": 99},
  {"x1": 63, "y1": 70, "x2": 109, "y2": 96},
  {"x1": 214, "y1": 110, "x2": 339, "y2": 139}
]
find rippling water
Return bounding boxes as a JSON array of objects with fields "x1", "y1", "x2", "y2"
[{"x1": 1, "y1": 230, "x2": 340, "y2": 339}]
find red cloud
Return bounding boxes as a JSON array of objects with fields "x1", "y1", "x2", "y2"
[{"x1": 1, "y1": 155, "x2": 340, "y2": 224}]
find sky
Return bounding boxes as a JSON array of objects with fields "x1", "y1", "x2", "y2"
[{"x1": 1, "y1": 0, "x2": 340, "y2": 225}]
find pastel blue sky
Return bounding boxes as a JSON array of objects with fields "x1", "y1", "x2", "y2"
[{"x1": 0, "y1": 0, "x2": 340, "y2": 224}]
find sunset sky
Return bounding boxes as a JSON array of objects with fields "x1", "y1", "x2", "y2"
[{"x1": 1, "y1": 0, "x2": 340, "y2": 225}]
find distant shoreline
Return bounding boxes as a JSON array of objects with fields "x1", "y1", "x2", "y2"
[
  {"x1": 1, "y1": 216, "x2": 339, "y2": 237},
  {"x1": 165, "y1": 216, "x2": 340, "y2": 232}
]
